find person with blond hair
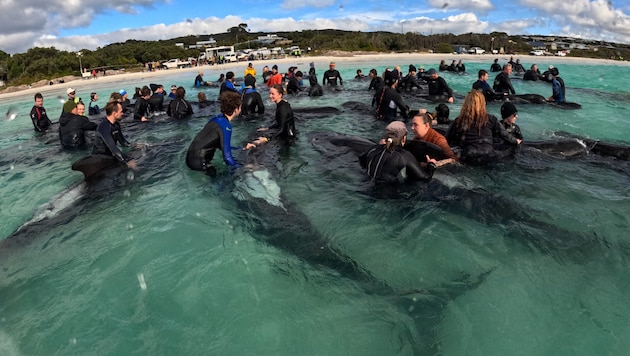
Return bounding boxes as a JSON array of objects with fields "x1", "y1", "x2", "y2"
[{"x1": 445, "y1": 90, "x2": 521, "y2": 164}]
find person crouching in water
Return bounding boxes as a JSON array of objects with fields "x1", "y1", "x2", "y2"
[
  {"x1": 186, "y1": 91, "x2": 242, "y2": 176},
  {"x1": 360, "y1": 121, "x2": 437, "y2": 184},
  {"x1": 445, "y1": 90, "x2": 521, "y2": 165}
]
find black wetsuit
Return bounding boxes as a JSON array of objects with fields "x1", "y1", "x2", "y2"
[
  {"x1": 134, "y1": 97, "x2": 150, "y2": 121},
  {"x1": 472, "y1": 80, "x2": 504, "y2": 102},
  {"x1": 88, "y1": 101, "x2": 100, "y2": 115},
  {"x1": 400, "y1": 74, "x2": 422, "y2": 92},
  {"x1": 445, "y1": 114, "x2": 519, "y2": 164},
  {"x1": 308, "y1": 76, "x2": 323, "y2": 97},
  {"x1": 219, "y1": 81, "x2": 238, "y2": 96},
  {"x1": 427, "y1": 76, "x2": 454, "y2": 98},
  {"x1": 167, "y1": 98, "x2": 193, "y2": 119},
  {"x1": 541, "y1": 70, "x2": 553, "y2": 83},
  {"x1": 287, "y1": 77, "x2": 303, "y2": 95},
  {"x1": 92, "y1": 118, "x2": 131, "y2": 163},
  {"x1": 513, "y1": 63, "x2": 526, "y2": 73},
  {"x1": 322, "y1": 69, "x2": 343, "y2": 86},
  {"x1": 242, "y1": 89, "x2": 265, "y2": 115},
  {"x1": 30, "y1": 105, "x2": 52, "y2": 132},
  {"x1": 58, "y1": 112, "x2": 97, "y2": 148},
  {"x1": 148, "y1": 93, "x2": 164, "y2": 112},
  {"x1": 490, "y1": 63, "x2": 502, "y2": 72},
  {"x1": 112, "y1": 121, "x2": 131, "y2": 147},
  {"x1": 523, "y1": 70, "x2": 540, "y2": 81},
  {"x1": 493, "y1": 72, "x2": 516, "y2": 95},
  {"x1": 186, "y1": 115, "x2": 240, "y2": 172},
  {"x1": 267, "y1": 100, "x2": 296, "y2": 143},
  {"x1": 359, "y1": 144, "x2": 435, "y2": 183},
  {"x1": 368, "y1": 76, "x2": 384, "y2": 91},
  {"x1": 500, "y1": 120, "x2": 523, "y2": 140},
  {"x1": 194, "y1": 75, "x2": 205, "y2": 87},
  {"x1": 372, "y1": 87, "x2": 409, "y2": 121},
  {"x1": 439, "y1": 63, "x2": 449, "y2": 71}
]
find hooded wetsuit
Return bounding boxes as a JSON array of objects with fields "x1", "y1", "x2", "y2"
[{"x1": 58, "y1": 112, "x2": 97, "y2": 148}]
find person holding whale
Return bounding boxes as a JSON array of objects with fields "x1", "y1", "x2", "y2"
[{"x1": 246, "y1": 84, "x2": 296, "y2": 149}]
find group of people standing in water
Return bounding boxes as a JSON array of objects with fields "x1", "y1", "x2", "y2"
[{"x1": 25, "y1": 58, "x2": 563, "y2": 186}]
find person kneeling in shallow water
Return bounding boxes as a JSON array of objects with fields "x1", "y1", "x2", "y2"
[
  {"x1": 360, "y1": 121, "x2": 437, "y2": 184},
  {"x1": 186, "y1": 91, "x2": 242, "y2": 176}
]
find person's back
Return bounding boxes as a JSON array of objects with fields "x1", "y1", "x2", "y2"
[
  {"x1": 490, "y1": 60, "x2": 502, "y2": 72},
  {"x1": 242, "y1": 89, "x2": 265, "y2": 115},
  {"x1": 59, "y1": 107, "x2": 97, "y2": 148}
]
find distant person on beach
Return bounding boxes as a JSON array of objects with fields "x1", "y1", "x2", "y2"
[
  {"x1": 490, "y1": 58, "x2": 502, "y2": 72},
  {"x1": 322, "y1": 62, "x2": 343, "y2": 86},
  {"x1": 493, "y1": 64, "x2": 516, "y2": 95},
  {"x1": 30, "y1": 92, "x2": 53, "y2": 133},
  {"x1": 523, "y1": 64, "x2": 541, "y2": 81},
  {"x1": 426, "y1": 69, "x2": 454, "y2": 103},
  {"x1": 59, "y1": 102, "x2": 97, "y2": 149},
  {"x1": 547, "y1": 67, "x2": 565, "y2": 103}
]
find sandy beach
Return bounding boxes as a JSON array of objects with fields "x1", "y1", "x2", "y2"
[{"x1": 1, "y1": 52, "x2": 627, "y2": 101}]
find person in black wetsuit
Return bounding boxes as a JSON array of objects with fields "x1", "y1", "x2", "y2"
[
  {"x1": 134, "y1": 86, "x2": 151, "y2": 121},
  {"x1": 148, "y1": 84, "x2": 165, "y2": 112},
  {"x1": 499, "y1": 102, "x2": 523, "y2": 141},
  {"x1": 473, "y1": 69, "x2": 506, "y2": 102},
  {"x1": 88, "y1": 92, "x2": 100, "y2": 115},
  {"x1": 240, "y1": 75, "x2": 265, "y2": 116},
  {"x1": 194, "y1": 71, "x2": 207, "y2": 87},
  {"x1": 490, "y1": 58, "x2": 502, "y2": 72},
  {"x1": 30, "y1": 92, "x2": 53, "y2": 133},
  {"x1": 322, "y1": 62, "x2": 343, "y2": 86},
  {"x1": 167, "y1": 86, "x2": 194, "y2": 119},
  {"x1": 186, "y1": 91, "x2": 243, "y2": 175},
  {"x1": 308, "y1": 73, "x2": 323, "y2": 97},
  {"x1": 523, "y1": 64, "x2": 541, "y2": 81},
  {"x1": 359, "y1": 121, "x2": 437, "y2": 183},
  {"x1": 372, "y1": 70, "x2": 410, "y2": 121},
  {"x1": 92, "y1": 101, "x2": 136, "y2": 168},
  {"x1": 400, "y1": 65, "x2": 422, "y2": 92},
  {"x1": 248, "y1": 84, "x2": 296, "y2": 147},
  {"x1": 445, "y1": 91, "x2": 521, "y2": 165},
  {"x1": 493, "y1": 64, "x2": 516, "y2": 95},
  {"x1": 59, "y1": 102, "x2": 97, "y2": 149},
  {"x1": 368, "y1": 68, "x2": 384, "y2": 91},
  {"x1": 541, "y1": 65, "x2": 554, "y2": 83},
  {"x1": 287, "y1": 70, "x2": 304, "y2": 95},
  {"x1": 426, "y1": 69, "x2": 454, "y2": 103},
  {"x1": 220, "y1": 71, "x2": 239, "y2": 97},
  {"x1": 512, "y1": 59, "x2": 526, "y2": 73}
]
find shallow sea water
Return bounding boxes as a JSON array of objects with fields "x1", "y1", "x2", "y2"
[{"x1": 0, "y1": 57, "x2": 629, "y2": 355}]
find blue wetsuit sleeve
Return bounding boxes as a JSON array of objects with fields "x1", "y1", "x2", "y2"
[{"x1": 218, "y1": 118, "x2": 239, "y2": 168}]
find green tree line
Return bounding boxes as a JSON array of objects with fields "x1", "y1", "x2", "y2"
[{"x1": 1, "y1": 30, "x2": 628, "y2": 87}]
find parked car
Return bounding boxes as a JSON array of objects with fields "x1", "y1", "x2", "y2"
[
  {"x1": 161, "y1": 58, "x2": 192, "y2": 69},
  {"x1": 224, "y1": 53, "x2": 238, "y2": 63},
  {"x1": 530, "y1": 50, "x2": 545, "y2": 56},
  {"x1": 468, "y1": 47, "x2": 485, "y2": 54}
]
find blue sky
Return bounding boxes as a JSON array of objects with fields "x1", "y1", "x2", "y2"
[{"x1": 1, "y1": 0, "x2": 629, "y2": 54}]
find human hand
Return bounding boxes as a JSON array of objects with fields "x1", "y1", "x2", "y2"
[
  {"x1": 257, "y1": 127, "x2": 268, "y2": 132},
  {"x1": 447, "y1": 97, "x2": 454, "y2": 103},
  {"x1": 127, "y1": 159, "x2": 137, "y2": 169}
]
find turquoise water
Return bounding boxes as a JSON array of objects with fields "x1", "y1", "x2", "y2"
[{"x1": 1, "y1": 57, "x2": 629, "y2": 355}]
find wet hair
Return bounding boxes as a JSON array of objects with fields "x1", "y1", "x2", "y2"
[
  {"x1": 369, "y1": 68, "x2": 377, "y2": 76},
  {"x1": 104, "y1": 101, "x2": 121, "y2": 116},
  {"x1": 90, "y1": 92, "x2": 97, "y2": 101},
  {"x1": 226, "y1": 71, "x2": 235, "y2": 80},
  {"x1": 175, "y1": 86, "x2": 186, "y2": 99},
  {"x1": 356, "y1": 69, "x2": 363, "y2": 74},
  {"x1": 477, "y1": 69, "x2": 488, "y2": 78},
  {"x1": 455, "y1": 91, "x2": 488, "y2": 132},
  {"x1": 34, "y1": 92, "x2": 43, "y2": 100},
  {"x1": 502, "y1": 63, "x2": 512, "y2": 71},
  {"x1": 109, "y1": 92, "x2": 122, "y2": 102},
  {"x1": 141, "y1": 86, "x2": 151, "y2": 97},
  {"x1": 270, "y1": 84, "x2": 285, "y2": 96},
  {"x1": 220, "y1": 91, "x2": 242, "y2": 117},
  {"x1": 434, "y1": 103, "x2": 450, "y2": 122},
  {"x1": 384, "y1": 132, "x2": 404, "y2": 152},
  {"x1": 197, "y1": 92, "x2": 207, "y2": 102}
]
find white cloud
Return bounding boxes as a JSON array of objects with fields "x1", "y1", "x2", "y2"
[
  {"x1": 282, "y1": 0, "x2": 335, "y2": 10},
  {"x1": 428, "y1": 0, "x2": 493, "y2": 14}
]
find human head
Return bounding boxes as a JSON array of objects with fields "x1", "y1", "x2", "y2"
[
  {"x1": 357, "y1": 69, "x2": 363, "y2": 75},
  {"x1": 502, "y1": 63, "x2": 513, "y2": 74},
  {"x1": 456, "y1": 91, "x2": 488, "y2": 131},
  {"x1": 104, "y1": 101, "x2": 123, "y2": 120},
  {"x1": 384, "y1": 121, "x2": 408, "y2": 151},
  {"x1": 272, "y1": 65, "x2": 278, "y2": 73},
  {"x1": 329, "y1": 62, "x2": 336, "y2": 69},
  {"x1": 477, "y1": 69, "x2": 488, "y2": 80},
  {"x1": 34, "y1": 92, "x2": 43, "y2": 106},
  {"x1": 384, "y1": 70, "x2": 398, "y2": 86},
  {"x1": 67, "y1": 87, "x2": 76, "y2": 98},
  {"x1": 427, "y1": 68, "x2": 438, "y2": 78},
  {"x1": 226, "y1": 71, "x2": 235, "y2": 81},
  {"x1": 76, "y1": 102, "x2": 85, "y2": 116},
  {"x1": 435, "y1": 103, "x2": 450, "y2": 120},
  {"x1": 501, "y1": 101, "x2": 518, "y2": 124},
  {"x1": 109, "y1": 92, "x2": 122, "y2": 103},
  {"x1": 197, "y1": 92, "x2": 207, "y2": 102},
  {"x1": 369, "y1": 68, "x2": 378, "y2": 77},
  {"x1": 170, "y1": 85, "x2": 177, "y2": 94},
  {"x1": 411, "y1": 113, "x2": 432, "y2": 139},
  {"x1": 548, "y1": 65, "x2": 554, "y2": 70},
  {"x1": 531, "y1": 64, "x2": 538, "y2": 71},
  {"x1": 219, "y1": 91, "x2": 242, "y2": 118},
  {"x1": 408, "y1": 64, "x2": 417, "y2": 73},
  {"x1": 295, "y1": 70, "x2": 303, "y2": 78},
  {"x1": 141, "y1": 86, "x2": 151, "y2": 98},
  {"x1": 248, "y1": 63, "x2": 253, "y2": 68},
  {"x1": 550, "y1": 67, "x2": 559, "y2": 76},
  {"x1": 119, "y1": 89, "x2": 127, "y2": 99},
  {"x1": 176, "y1": 86, "x2": 186, "y2": 99},
  {"x1": 269, "y1": 84, "x2": 284, "y2": 103},
  {"x1": 494, "y1": 58, "x2": 499, "y2": 63},
  {"x1": 244, "y1": 74, "x2": 256, "y2": 87}
]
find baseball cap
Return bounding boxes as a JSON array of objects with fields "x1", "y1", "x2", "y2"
[
  {"x1": 67, "y1": 88, "x2": 76, "y2": 95},
  {"x1": 426, "y1": 68, "x2": 437, "y2": 75},
  {"x1": 385, "y1": 121, "x2": 408, "y2": 139}
]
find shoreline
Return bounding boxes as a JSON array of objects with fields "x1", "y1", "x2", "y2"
[{"x1": 1, "y1": 52, "x2": 627, "y2": 101}]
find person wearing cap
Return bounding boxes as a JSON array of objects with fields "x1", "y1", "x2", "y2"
[
  {"x1": 359, "y1": 121, "x2": 437, "y2": 183},
  {"x1": 547, "y1": 67, "x2": 565, "y2": 103},
  {"x1": 92, "y1": 101, "x2": 136, "y2": 168},
  {"x1": 194, "y1": 71, "x2": 207, "y2": 87},
  {"x1": 473, "y1": 69, "x2": 505, "y2": 103},
  {"x1": 133, "y1": 86, "x2": 152, "y2": 121},
  {"x1": 219, "y1": 71, "x2": 238, "y2": 98},
  {"x1": 186, "y1": 91, "x2": 243, "y2": 175},
  {"x1": 445, "y1": 90, "x2": 521, "y2": 165},
  {"x1": 59, "y1": 101, "x2": 97, "y2": 149},
  {"x1": 490, "y1": 58, "x2": 502, "y2": 72},
  {"x1": 287, "y1": 70, "x2": 304, "y2": 95},
  {"x1": 30, "y1": 93, "x2": 53, "y2": 133},
  {"x1": 541, "y1": 65, "x2": 554, "y2": 83},
  {"x1": 266, "y1": 65, "x2": 282, "y2": 87},
  {"x1": 240, "y1": 75, "x2": 265, "y2": 116},
  {"x1": 372, "y1": 70, "x2": 410, "y2": 121},
  {"x1": 62, "y1": 88, "x2": 79, "y2": 114},
  {"x1": 244, "y1": 63, "x2": 256, "y2": 77},
  {"x1": 119, "y1": 89, "x2": 131, "y2": 108},
  {"x1": 499, "y1": 102, "x2": 523, "y2": 141},
  {"x1": 168, "y1": 85, "x2": 177, "y2": 99},
  {"x1": 322, "y1": 62, "x2": 343, "y2": 86},
  {"x1": 167, "y1": 86, "x2": 193, "y2": 120},
  {"x1": 249, "y1": 84, "x2": 296, "y2": 147},
  {"x1": 493, "y1": 64, "x2": 516, "y2": 95},
  {"x1": 523, "y1": 64, "x2": 541, "y2": 81},
  {"x1": 425, "y1": 68, "x2": 454, "y2": 103},
  {"x1": 411, "y1": 112, "x2": 458, "y2": 166}
]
